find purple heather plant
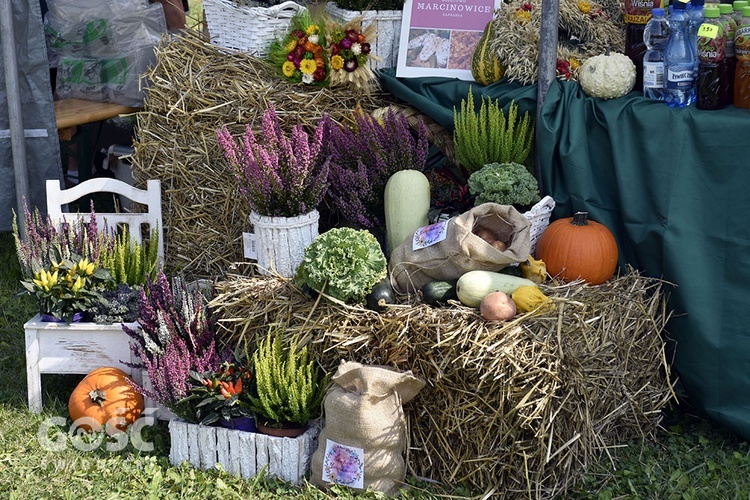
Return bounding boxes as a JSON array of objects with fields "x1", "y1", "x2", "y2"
[
  {"x1": 216, "y1": 106, "x2": 330, "y2": 218},
  {"x1": 124, "y1": 271, "x2": 231, "y2": 420},
  {"x1": 324, "y1": 109, "x2": 429, "y2": 229},
  {"x1": 13, "y1": 200, "x2": 111, "y2": 280}
]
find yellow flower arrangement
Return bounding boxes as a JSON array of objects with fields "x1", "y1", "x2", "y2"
[
  {"x1": 514, "y1": 9, "x2": 532, "y2": 22},
  {"x1": 268, "y1": 13, "x2": 327, "y2": 85}
]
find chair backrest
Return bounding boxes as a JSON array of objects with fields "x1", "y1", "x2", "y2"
[{"x1": 46, "y1": 178, "x2": 164, "y2": 263}]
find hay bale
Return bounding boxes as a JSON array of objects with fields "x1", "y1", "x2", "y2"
[
  {"x1": 130, "y1": 29, "x2": 391, "y2": 280},
  {"x1": 210, "y1": 268, "x2": 675, "y2": 496}
]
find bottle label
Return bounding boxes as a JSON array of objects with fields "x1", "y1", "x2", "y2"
[
  {"x1": 721, "y1": 17, "x2": 738, "y2": 57},
  {"x1": 698, "y1": 22, "x2": 727, "y2": 63},
  {"x1": 736, "y1": 25, "x2": 750, "y2": 61},
  {"x1": 624, "y1": 0, "x2": 664, "y2": 24},
  {"x1": 643, "y1": 61, "x2": 665, "y2": 87},
  {"x1": 667, "y1": 67, "x2": 696, "y2": 89}
]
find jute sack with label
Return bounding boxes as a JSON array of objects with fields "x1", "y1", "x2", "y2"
[
  {"x1": 310, "y1": 361, "x2": 425, "y2": 496},
  {"x1": 389, "y1": 203, "x2": 531, "y2": 294}
]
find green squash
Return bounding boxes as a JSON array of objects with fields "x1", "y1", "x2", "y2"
[{"x1": 471, "y1": 21, "x2": 505, "y2": 86}]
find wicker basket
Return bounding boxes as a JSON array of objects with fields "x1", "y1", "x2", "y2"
[
  {"x1": 203, "y1": 0, "x2": 306, "y2": 56},
  {"x1": 325, "y1": 2, "x2": 403, "y2": 70},
  {"x1": 524, "y1": 195, "x2": 555, "y2": 254}
]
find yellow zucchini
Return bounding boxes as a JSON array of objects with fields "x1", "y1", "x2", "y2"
[{"x1": 456, "y1": 270, "x2": 536, "y2": 308}]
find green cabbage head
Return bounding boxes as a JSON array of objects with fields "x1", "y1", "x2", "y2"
[
  {"x1": 468, "y1": 162, "x2": 541, "y2": 207},
  {"x1": 295, "y1": 227, "x2": 387, "y2": 304}
]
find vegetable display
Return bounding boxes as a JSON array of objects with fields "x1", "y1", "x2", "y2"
[
  {"x1": 68, "y1": 367, "x2": 144, "y2": 432},
  {"x1": 384, "y1": 170, "x2": 430, "y2": 253},
  {"x1": 456, "y1": 270, "x2": 536, "y2": 308},
  {"x1": 467, "y1": 162, "x2": 541, "y2": 207},
  {"x1": 535, "y1": 211, "x2": 618, "y2": 285},
  {"x1": 479, "y1": 291, "x2": 517, "y2": 320}
]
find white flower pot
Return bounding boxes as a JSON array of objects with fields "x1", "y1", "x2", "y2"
[{"x1": 246, "y1": 210, "x2": 319, "y2": 278}]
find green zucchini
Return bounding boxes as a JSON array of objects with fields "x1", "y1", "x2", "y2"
[{"x1": 421, "y1": 279, "x2": 459, "y2": 306}]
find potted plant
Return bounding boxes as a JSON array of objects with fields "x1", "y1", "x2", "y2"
[
  {"x1": 248, "y1": 331, "x2": 328, "y2": 437},
  {"x1": 216, "y1": 105, "x2": 329, "y2": 277},
  {"x1": 178, "y1": 361, "x2": 256, "y2": 431},
  {"x1": 325, "y1": 0, "x2": 405, "y2": 70}
]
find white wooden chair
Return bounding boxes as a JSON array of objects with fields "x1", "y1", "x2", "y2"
[
  {"x1": 25, "y1": 178, "x2": 164, "y2": 414},
  {"x1": 45, "y1": 178, "x2": 164, "y2": 262}
]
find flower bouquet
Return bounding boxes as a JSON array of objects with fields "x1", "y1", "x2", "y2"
[
  {"x1": 268, "y1": 12, "x2": 327, "y2": 85},
  {"x1": 326, "y1": 17, "x2": 379, "y2": 89}
]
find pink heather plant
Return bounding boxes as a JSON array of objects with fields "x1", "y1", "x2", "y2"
[
  {"x1": 216, "y1": 106, "x2": 330, "y2": 218},
  {"x1": 324, "y1": 109, "x2": 429, "y2": 229}
]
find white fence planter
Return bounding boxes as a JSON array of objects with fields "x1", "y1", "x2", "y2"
[
  {"x1": 24, "y1": 314, "x2": 139, "y2": 413},
  {"x1": 169, "y1": 420, "x2": 320, "y2": 485},
  {"x1": 325, "y1": 2, "x2": 403, "y2": 71},
  {"x1": 245, "y1": 210, "x2": 319, "y2": 278}
]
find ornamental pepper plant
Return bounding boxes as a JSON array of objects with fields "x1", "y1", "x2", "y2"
[{"x1": 178, "y1": 361, "x2": 255, "y2": 426}]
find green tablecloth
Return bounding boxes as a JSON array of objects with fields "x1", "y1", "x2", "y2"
[{"x1": 380, "y1": 68, "x2": 750, "y2": 440}]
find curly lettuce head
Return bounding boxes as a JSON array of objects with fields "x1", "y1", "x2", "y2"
[
  {"x1": 294, "y1": 227, "x2": 387, "y2": 304},
  {"x1": 468, "y1": 162, "x2": 541, "y2": 207}
]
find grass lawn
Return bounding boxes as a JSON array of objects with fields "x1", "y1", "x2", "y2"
[{"x1": 1, "y1": 230, "x2": 749, "y2": 498}]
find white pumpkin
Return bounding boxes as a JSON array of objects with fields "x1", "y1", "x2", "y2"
[{"x1": 577, "y1": 51, "x2": 636, "y2": 100}]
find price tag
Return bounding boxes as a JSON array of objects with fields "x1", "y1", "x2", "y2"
[{"x1": 698, "y1": 24, "x2": 719, "y2": 39}]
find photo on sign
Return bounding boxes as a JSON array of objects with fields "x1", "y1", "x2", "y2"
[{"x1": 397, "y1": 0, "x2": 501, "y2": 80}]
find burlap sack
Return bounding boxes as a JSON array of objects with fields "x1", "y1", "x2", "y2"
[
  {"x1": 310, "y1": 361, "x2": 425, "y2": 496},
  {"x1": 389, "y1": 203, "x2": 531, "y2": 294}
]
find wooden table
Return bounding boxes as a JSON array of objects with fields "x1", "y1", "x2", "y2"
[{"x1": 54, "y1": 98, "x2": 139, "y2": 140}]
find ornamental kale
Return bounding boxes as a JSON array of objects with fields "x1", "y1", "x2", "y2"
[
  {"x1": 124, "y1": 271, "x2": 231, "y2": 419},
  {"x1": 216, "y1": 106, "x2": 330, "y2": 217},
  {"x1": 294, "y1": 227, "x2": 387, "y2": 304},
  {"x1": 324, "y1": 109, "x2": 429, "y2": 229},
  {"x1": 468, "y1": 162, "x2": 541, "y2": 207}
]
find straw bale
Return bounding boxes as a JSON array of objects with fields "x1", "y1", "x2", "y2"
[
  {"x1": 210, "y1": 268, "x2": 675, "y2": 497},
  {"x1": 130, "y1": 29, "x2": 391, "y2": 280}
]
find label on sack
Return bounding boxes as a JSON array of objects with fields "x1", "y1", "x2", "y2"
[
  {"x1": 412, "y1": 220, "x2": 449, "y2": 251},
  {"x1": 321, "y1": 439, "x2": 364, "y2": 488}
]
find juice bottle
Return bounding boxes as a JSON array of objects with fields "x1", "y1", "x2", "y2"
[
  {"x1": 735, "y1": 6, "x2": 750, "y2": 107},
  {"x1": 733, "y1": 0, "x2": 748, "y2": 25},
  {"x1": 697, "y1": 6, "x2": 727, "y2": 109},
  {"x1": 626, "y1": 0, "x2": 666, "y2": 91},
  {"x1": 719, "y1": 3, "x2": 738, "y2": 101}
]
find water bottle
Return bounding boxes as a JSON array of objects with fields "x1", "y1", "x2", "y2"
[
  {"x1": 665, "y1": 0, "x2": 698, "y2": 106},
  {"x1": 644, "y1": 8, "x2": 671, "y2": 100},
  {"x1": 626, "y1": 0, "x2": 665, "y2": 91},
  {"x1": 697, "y1": 6, "x2": 728, "y2": 109}
]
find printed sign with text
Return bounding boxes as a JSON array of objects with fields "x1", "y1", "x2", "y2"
[{"x1": 396, "y1": 0, "x2": 501, "y2": 80}]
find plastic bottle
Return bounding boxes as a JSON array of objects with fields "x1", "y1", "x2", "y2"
[
  {"x1": 665, "y1": 0, "x2": 697, "y2": 106},
  {"x1": 626, "y1": 0, "x2": 665, "y2": 91},
  {"x1": 644, "y1": 8, "x2": 671, "y2": 100},
  {"x1": 735, "y1": 6, "x2": 750, "y2": 107},
  {"x1": 733, "y1": 0, "x2": 748, "y2": 25},
  {"x1": 719, "y1": 3, "x2": 738, "y2": 102},
  {"x1": 688, "y1": 0, "x2": 706, "y2": 80},
  {"x1": 697, "y1": 6, "x2": 728, "y2": 109}
]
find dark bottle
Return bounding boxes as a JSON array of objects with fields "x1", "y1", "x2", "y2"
[{"x1": 697, "y1": 5, "x2": 728, "y2": 109}]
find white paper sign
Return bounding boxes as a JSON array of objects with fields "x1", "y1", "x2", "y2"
[
  {"x1": 396, "y1": 0, "x2": 501, "y2": 80},
  {"x1": 413, "y1": 220, "x2": 449, "y2": 250},
  {"x1": 321, "y1": 439, "x2": 365, "y2": 488}
]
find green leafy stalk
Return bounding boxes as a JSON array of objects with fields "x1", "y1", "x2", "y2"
[{"x1": 453, "y1": 88, "x2": 535, "y2": 174}]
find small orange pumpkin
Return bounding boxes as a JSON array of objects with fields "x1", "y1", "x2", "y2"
[
  {"x1": 535, "y1": 211, "x2": 618, "y2": 285},
  {"x1": 68, "y1": 367, "x2": 144, "y2": 432}
]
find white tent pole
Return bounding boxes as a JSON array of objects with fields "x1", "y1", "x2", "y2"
[
  {"x1": 535, "y1": 0, "x2": 560, "y2": 196},
  {"x1": 1, "y1": 0, "x2": 31, "y2": 238}
]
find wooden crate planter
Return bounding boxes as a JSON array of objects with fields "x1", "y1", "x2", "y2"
[
  {"x1": 24, "y1": 314, "x2": 139, "y2": 413},
  {"x1": 169, "y1": 420, "x2": 320, "y2": 485}
]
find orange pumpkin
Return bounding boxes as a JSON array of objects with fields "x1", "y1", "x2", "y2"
[
  {"x1": 68, "y1": 367, "x2": 144, "y2": 432},
  {"x1": 535, "y1": 211, "x2": 618, "y2": 285}
]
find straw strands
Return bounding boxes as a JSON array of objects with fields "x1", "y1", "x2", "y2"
[
  {"x1": 130, "y1": 29, "x2": 390, "y2": 279},
  {"x1": 210, "y1": 268, "x2": 675, "y2": 496}
]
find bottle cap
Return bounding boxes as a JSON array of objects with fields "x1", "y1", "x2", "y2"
[
  {"x1": 743, "y1": 5, "x2": 750, "y2": 15},
  {"x1": 691, "y1": 0, "x2": 705, "y2": 7},
  {"x1": 704, "y1": 5, "x2": 720, "y2": 17},
  {"x1": 719, "y1": 3, "x2": 733, "y2": 13},
  {"x1": 674, "y1": 0, "x2": 687, "y2": 9},
  {"x1": 652, "y1": 7, "x2": 666, "y2": 15},
  {"x1": 734, "y1": 1, "x2": 748, "y2": 10}
]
